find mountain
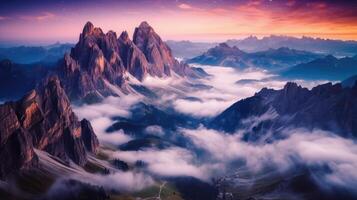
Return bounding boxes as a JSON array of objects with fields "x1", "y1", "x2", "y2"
[
  {"x1": 342, "y1": 74, "x2": 357, "y2": 88},
  {"x1": 282, "y1": 55, "x2": 357, "y2": 80},
  {"x1": 166, "y1": 40, "x2": 217, "y2": 58},
  {"x1": 0, "y1": 76, "x2": 99, "y2": 179},
  {"x1": 210, "y1": 82, "x2": 357, "y2": 140},
  {"x1": 187, "y1": 43, "x2": 322, "y2": 70},
  {"x1": 59, "y1": 21, "x2": 205, "y2": 102},
  {"x1": 107, "y1": 102, "x2": 200, "y2": 136},
  {"x1": 0, "y1": 59, "x2": 56, "y2": 100},
  {"x1": 0, "y1": 43, "x2": 73, "y2": 64},
  {"x1": 226, "y1": 35, "x2": 357, "y2": 57}
]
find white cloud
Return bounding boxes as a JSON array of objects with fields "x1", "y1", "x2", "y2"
[
  {"x1": 180, "y1": 126, "x2": 357, "y2": 188},
  {"x1": 70, "y1": 65, "x2": 343, "y2": 193},
  {"x1": 73, "y1": 95, "x2": 140, "y2": 145},
  {"x1": 109, "y1": 147, "x2": 210, "y2": 180},
  {"x1": 89, "y1": 171, "x2": 155, "y2": 192},
  {"x1": 48, "y1": 171, "x2": 154, "y2": 195},
  {"x1": 169, "y1": 64, "x2": 329, "y2": 117},
  {"x1": 144, "y1": 125, "x2": 165, "y2": 136}
]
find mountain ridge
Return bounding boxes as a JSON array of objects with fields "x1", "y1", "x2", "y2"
[
  {"x1": 282, "y1": 55, "x2": 357, "y2": 80},
  {"x1": 210, "y1": 81, "x2": 357, "y2": 140},
  {"x1": 187, "y1": 43, "x2": 322, "y2": 70}
]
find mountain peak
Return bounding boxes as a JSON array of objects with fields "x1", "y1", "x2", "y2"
[
  {"x1": 81, "y1": 21, "x2": 104, "y2": 37},
  {"x1": 218, "y1": 43, "x2": 230, "y2": 48},
  {"x1": 283, "y1": 82, "x2": 300, "y2": 91},
  {"x1": 119, "y1": 31, "x2": 130, "y2": 42},
  {"x1": 82, "y1": 21, "x2": 94, "y2": 35},
  {"x1": 139, "y1": 21, "x2": 151, "y2": 29}
]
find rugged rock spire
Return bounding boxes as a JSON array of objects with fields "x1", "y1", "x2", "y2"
[
  {"x1": 82, "y1": 21, "x2": 95, "y2": 36},
  {"x1": 133, "y1": 21, "x2": 174, "y2": 76},
  {"x1": 118, "y1": 31, "x2": 149, "y2": 81},
  {"x1": 0, "y1": 76, "x2": 99, "y2": 179}
]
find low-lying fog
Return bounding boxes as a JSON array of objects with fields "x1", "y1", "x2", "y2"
[{"x1": 70, "y1": 65, "x2": 356, "y2": 194}]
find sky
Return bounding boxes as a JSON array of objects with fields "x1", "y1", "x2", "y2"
[{"x1": 0, "y1": 0, "x2": 357, "y2": 45}]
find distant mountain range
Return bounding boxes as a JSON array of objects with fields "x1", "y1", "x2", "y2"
[
  {"x1": 187, "y1": 43, "x2": 323, "y2": 71},
  {"x1": 166, "y1": 35, "x2": 357, "y2": 59},
  {"x1": 187, "y1": 43, "x2": 357, "y2": 80},
  {"x1": 0, "y1": 59, "x2": 57, "y2": 99},
  {"x1": 166, "y1": 40, "x2": 217, "y2": 58},
  {"x1": 227, "y1": 35, "x2": 357, "y2": 57},
  {"x1": 0, "y1": 43, "x2": 73, "y2": 64},
  {"x1": 282, "y1": 55, "x2": 357, "y2": 80},
  {"x1": 2, "y1": 35, "x2": 357, "y2": 64}
]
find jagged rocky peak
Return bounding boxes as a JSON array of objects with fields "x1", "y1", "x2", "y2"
[
  {"x1": 81, "y1": 21, "x2": 104, "y2": 38},
  {"x1": 119, "y1": 31, "x2": 130, "y2": 43},
  {"x1": 117, "y1": 30, "x2": 149, "y2": 81},
  {"x1": 82, "y1": 21, "x2": 95, "y2": 36},
  {"x1": 59, "y1": 21, "x2": 205, "y2": 102},
  {"x1": 133, "y1": 21, "x2": 174, "y2": 77},
  {"x1": 61, "y1": 21, "x2": 128, "y2": 102},
  {"x1": 0, "y1": 76, "x2": 99, "y2": 179}
]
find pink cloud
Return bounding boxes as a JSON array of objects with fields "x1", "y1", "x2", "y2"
[
  {"x1": 178, "y1": 3, "x2": 192, "y2": 10},
  {"x1": 0, "y1": 16, "x2": 11, "y2": 21},
  {"x1": 20, "y1": 12, "x2": 55, "y2": 21}
]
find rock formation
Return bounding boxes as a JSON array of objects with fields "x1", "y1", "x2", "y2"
[
  {"x1": 0, "y1": 76, "x2": 99, "y2": 179},
  {"x1": 60, "y1": 21, "x2": 205, "y2": 102}
]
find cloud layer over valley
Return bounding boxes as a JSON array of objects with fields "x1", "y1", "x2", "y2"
[{"x1": 71, "y1": 65, "x2": 355, "y2": 196}]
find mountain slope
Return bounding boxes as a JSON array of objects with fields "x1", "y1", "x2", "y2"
[
  {"x1": 166, "y1": 40, "x2": 217, "y2": 58},
  {"x1": 210, "y1": 82, "x2": 357, "y2": 140},
  {"x1": 342, "y1": 74, "x2": 357, "y2": 88},
  {"x1": 282, "y1": 55, "x2": 357, "y2": 80}
]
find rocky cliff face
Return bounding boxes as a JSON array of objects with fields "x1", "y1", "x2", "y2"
[
  {"x1": 60, "y1": 22, "x2": 128, "y2": 102},
  {"x1": 0, "y1": 76, "x2": 99, "y2": 179},
  {"x1": 211, "y1": 82, "x2": 357, "y2": 140},
  {"x1": 60, "y1": 21, "x2": 204, "y2": 102}
]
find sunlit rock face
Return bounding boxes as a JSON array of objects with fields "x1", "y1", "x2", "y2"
[
  {"x1": 118, "y1": 30, "x2": 148, "y2": 81},
  {"x1": 60, "y1": 21, "x2": 204, "y2": 102},
  {"x1": 133, "y1": 21, "x2": 174, "y2": 77},
  {"x1": 0, "y1": 76, "x2": 99, "y2": 179},
  {"x1": 60, "y1": 22, "x2": 128, "y2": 102}
]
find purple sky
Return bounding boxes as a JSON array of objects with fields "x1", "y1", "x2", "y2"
[{"x1": 1, "y1": 0, "x2": 357, "y2": 45}]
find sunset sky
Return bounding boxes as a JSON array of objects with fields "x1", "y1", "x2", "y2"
[{"x1": 1, "y1": 0, "x2": 357, "y2": 45}]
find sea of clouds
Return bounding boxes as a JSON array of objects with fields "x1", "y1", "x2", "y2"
[{"x1": 71, "y1": 65, "x2": 356, "y2": 193}]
